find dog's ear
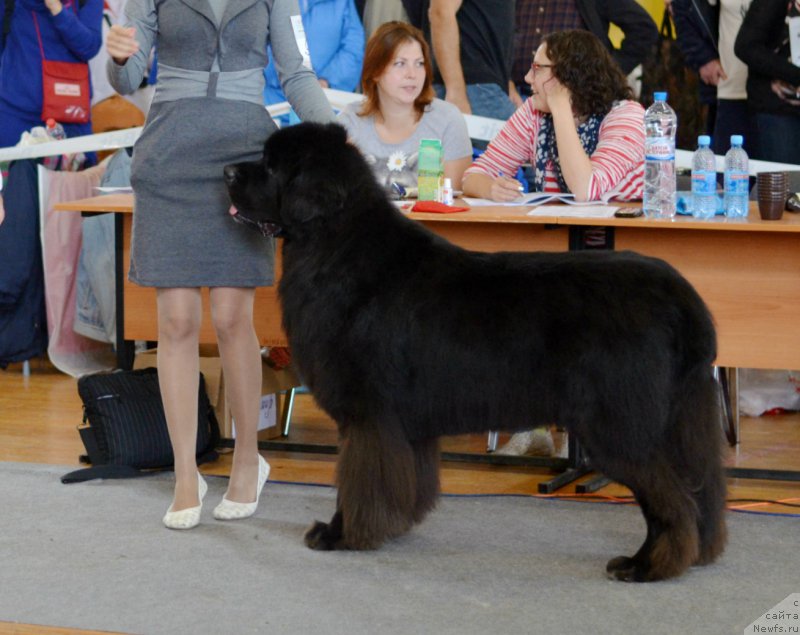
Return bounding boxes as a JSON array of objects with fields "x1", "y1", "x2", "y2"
[
  {"x1": 283, "y1": 164, "x2": 348, "y2": 225},
  {"x1": 277, "y1": 123, "x2": 353, "y2": 225}
]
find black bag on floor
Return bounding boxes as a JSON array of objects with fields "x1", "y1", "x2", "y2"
[{"x1": 61, "y1": 367, "x2": 220, "y2": 483}]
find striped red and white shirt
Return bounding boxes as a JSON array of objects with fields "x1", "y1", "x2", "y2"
[{"x1": 465, "y1": 99, "x2": 646, "y2": 201}]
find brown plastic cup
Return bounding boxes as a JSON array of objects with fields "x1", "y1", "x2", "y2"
[
  {"x1": 756, "y1": 172, "x2": 787, "y2": 199},
  {"x1": 758, "y1": 198, "x2": 785, "y2": 220}
]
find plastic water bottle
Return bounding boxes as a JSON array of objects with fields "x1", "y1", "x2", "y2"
[
  {"x1": 691, "y1": 135, "x2": 717, "y2": 219},
  {"x1": 643, "y1": 92, "x2": 677, "y2": 218},
  {"x1": 45, "y1": 118, "x2": 66, "y2": 140},
  {"x1": 724, "y1": 135, "x2": 749, "y2": 218}
]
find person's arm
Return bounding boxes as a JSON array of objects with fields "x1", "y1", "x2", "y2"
[
  {"x1": 583, "y1": 101, "x2": 646, "y2": 201},
  {"x1": 428, "y1": 0, "x2": 470, "y2": 114},
  {"x1": 601, "y1": 0, "x2": 659, "y2": 74},
  {"x1": 105, "y1": 0, "x2": 156, "y2": 95},
  {"x1": 735, "y1": 0, "x2": 800, "y2": 87},
  {"x1": 508, "y1": 80, "x2": 523, "y2": 109},
  {"x1": 462, "y1": 103, "x2": 535, "y2": 201},
  {"x1": 315, "y1": 0, "x2": 364, "y2": 92},
  {"x1": 444, "y1": 156, "x2": 472, "y2": 191},
  {"x1": 542, "y1": 82, "x2": 594, "y2": 200},
  {"x1": 271, "y1": 0, "x2": 336, "y2": 123},
  {"x1": 49, "y1": 0, "x2": 103, "y2": 61},
  {"x1": 670, "y1": 0, "x2": 720, "y2": 72}
]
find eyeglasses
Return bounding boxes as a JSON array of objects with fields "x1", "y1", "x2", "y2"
[{"x1": 530, "y1": 62, "x2": 553, "y2": 76}]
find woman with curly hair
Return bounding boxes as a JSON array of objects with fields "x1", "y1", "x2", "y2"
[{"x1": 462, "y1": 29, "x2": 645, "y2": 202}]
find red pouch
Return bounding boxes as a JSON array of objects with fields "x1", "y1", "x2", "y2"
[
  {"x1": 411, "y1": 201, "x2": 470, "y2": 213},
  {"x1": 33, "y1": 11, "x2": 90, "y2": 124},
  {"x1": 40, "y1": 59, "x2": 91, "y2": 124}
]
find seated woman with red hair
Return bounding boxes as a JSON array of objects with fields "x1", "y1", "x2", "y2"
[{"x1": 337, "y1": 21, "x2": 473, "y2": 195}]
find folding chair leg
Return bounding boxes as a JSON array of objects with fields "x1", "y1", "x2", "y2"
[
  {"x1": 280, "y1": 387, "x2": 296, "y2": 437},
  {"x1": 486, "y1": 430, "x2": 499, "y2": 453},
  {"x1": 714, "y1": 366, "x2": 739, "y2": 446}
]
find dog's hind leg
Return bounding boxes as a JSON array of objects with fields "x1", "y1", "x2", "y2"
[
  {"x1": 411, "y1": 437, "x2": 441, "y2": 524},
  {"x1": 605, "y1": 457, "x2": 700, "y2": 582},
  {"x1": 305, "y1": 423, "x2": 417, "y2": 550},
  {"x1": 680, "y1": 371, "x2": 728, "y2": 566}
]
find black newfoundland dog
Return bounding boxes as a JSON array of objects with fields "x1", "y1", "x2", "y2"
[{"x1": 225, "y1": 122, "x2": 727, "y2": 582}]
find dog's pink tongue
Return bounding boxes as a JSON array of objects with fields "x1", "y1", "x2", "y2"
[{"x1": 229, "y1": 205, "x2": 238, "y2": 216}]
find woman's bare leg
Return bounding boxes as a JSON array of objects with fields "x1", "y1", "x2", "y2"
[
  {"x1": 210, "y1": 287, "x2": 262, "y2": 502},
  {"x1": 156, "y1": 287, "x2": 202, "y2": 512}
]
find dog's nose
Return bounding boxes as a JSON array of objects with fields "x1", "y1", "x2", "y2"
[{"x1": 223, "y1": 165, "x2": 238, "y2": 186}]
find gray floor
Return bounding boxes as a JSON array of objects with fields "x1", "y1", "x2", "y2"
[{"x1": 0, "y1": 462, "x2": 796, "y2": 635}]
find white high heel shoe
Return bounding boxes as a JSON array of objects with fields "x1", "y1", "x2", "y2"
[
  {"x1": 213, "y1": 454, "x2": 270, "y2": 520},
  {"x1": 163, "y1": 473, "x2": 207, "y2": 530}
]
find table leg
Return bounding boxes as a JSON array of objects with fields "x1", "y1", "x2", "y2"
[{"x1": 114, "y1": 212, "x2": 135, "y2": 370}]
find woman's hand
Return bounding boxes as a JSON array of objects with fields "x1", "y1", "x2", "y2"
[
  {"x1": 106, "y1": 25, "x2": 139, "y2": 65},
  {"x1": 489, "y1": 174, "x2": 524, "y2": 202},
  {"x1": 463, "y1": 171, "x2": 523, "y2": 202},
  {"x1": 44, "y1": 0, "x2": 63, "y2": 16},
  {"x1": 540, "y1": 75, "x2": 571, "y2": 113}
]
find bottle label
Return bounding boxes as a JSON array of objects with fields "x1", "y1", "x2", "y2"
[
  {"x1": 692, "y1": 171, "x2": 716, "y2": 194},
  {"x1": 645, "y1": 137, "x2": 675, "y2": 161},
  {"x1": 725, "y1": 171, "x2": 749, "y2": 194}
]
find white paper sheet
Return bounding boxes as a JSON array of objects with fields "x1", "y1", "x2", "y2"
[{"x1": 526, "y1": 205, "x2": 619, "y2": 218}]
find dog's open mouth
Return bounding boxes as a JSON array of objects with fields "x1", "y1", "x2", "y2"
[{"x1": 229, "y1": 206, "x2": 283, "y2": 237}]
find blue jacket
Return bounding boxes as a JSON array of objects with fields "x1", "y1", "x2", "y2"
[
  {"x1": 0, "y1": 0, "x2": 102, "y2": 144},
  {"x1": 263, "y1": 0, "x2": 364, "y2": 105}
]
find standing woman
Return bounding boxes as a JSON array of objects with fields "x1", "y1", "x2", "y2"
[
  {"x1": 462, "y1": 29, "x2": 645, "y2": 203},
  {"x1": 0, "y1": 0, "x2": 103, "y2": 147},
  {"x1": 106, "y1": 0, "x2": 334, "y2": 529},
  {"x1": 337, "y1": 21, "x2": 472, "y2": 194}
]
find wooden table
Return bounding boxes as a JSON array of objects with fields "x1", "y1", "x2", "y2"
[
  {"x1": 55, "y1": 194, "x2": 800, "y2": 483},
  {"x1": 55, "y1": 194, "x2": 800, "y2": 371}
]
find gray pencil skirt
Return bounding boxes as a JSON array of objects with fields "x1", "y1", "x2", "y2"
[{"x1": 129, "y1": 97, "x2": 277, "y2": 288}]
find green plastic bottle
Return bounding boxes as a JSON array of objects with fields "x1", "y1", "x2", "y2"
[{"x1": 418, "y1": 138, "x2": 443, "y2": 201}]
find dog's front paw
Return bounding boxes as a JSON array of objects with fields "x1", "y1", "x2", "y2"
[
  {"x1": 606, "y1": 555, "x2": 647, "y2": 582},
  {"x1": 304, "y1": 520, "x2": 338, "y2": 550}
]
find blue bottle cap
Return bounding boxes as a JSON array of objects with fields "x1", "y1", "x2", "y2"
[
  {"x1": 730, "y1": 134, "x2": 744, "y2": 146},
  {"x1": 698, "y1": 135, "x2": 711, "y2": 146},
  {"x1": 653, "y1": 91, "x2": 667, "y2": 101}
]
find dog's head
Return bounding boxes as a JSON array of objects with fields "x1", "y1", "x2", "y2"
[{"x1": 225, "y1": 122, "x2": 373, "y2": 239}]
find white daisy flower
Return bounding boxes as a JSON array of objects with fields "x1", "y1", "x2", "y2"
[{"x1": 387, "y1": 151, "x2": 407, "y2": 172}]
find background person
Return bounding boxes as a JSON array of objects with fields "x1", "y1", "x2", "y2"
[
  {"x1": 462, "y1": 29, "x2": 645, "y2": 203},
  {"x1": 672, "y1": 0, "x2": 754, "y2": 155},
  {"x1": 337, "y1": 21, "x2": 472, "y2": 194},
  {"x1": 463, "y1": 29, "x2": 646, "y2": 456},
  {"x1": 0, "y1": 0, "x2": 103, "y2": 147},
  {"x1": 263, "y1": 0, "x2": 364, "y2": 107},
  {"x1": 426, "y1": 0, "x2": 517, "y2": 120},
  {"x1": 509, "y1": 0, "x2": 658, "y2": 106},
  {"x1": 106, "y1": 0, "x2": 335, "y2": 530},
  {"x1": 734, "y1": 0, "x2": 800, "y2": 163}
]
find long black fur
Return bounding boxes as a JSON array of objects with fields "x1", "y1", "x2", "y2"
[{"x1": 224, "y1": 122, "x2": 727, "y2": 581}]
